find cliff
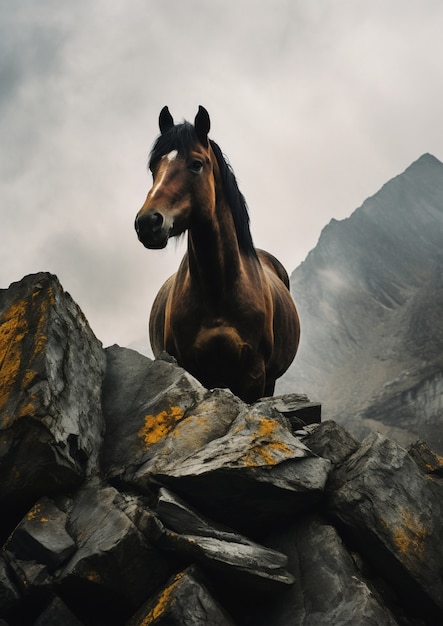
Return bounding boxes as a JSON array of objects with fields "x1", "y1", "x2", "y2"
[
  {"x1": 279, "y1": 153, "x2": 443, "y2": 452},
  {"x1": 1, "y1": 273, "x2": 443, "y2": 625}
]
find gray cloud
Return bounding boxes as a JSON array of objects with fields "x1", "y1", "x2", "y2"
[{"x1": 1, "y1": 0, "x2": 443, "y2": 348}]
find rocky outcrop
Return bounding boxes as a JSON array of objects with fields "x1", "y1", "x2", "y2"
[
  {"x1": 280, "y1": 153, "x2": 443, "y2": 453},
  {"x1": 0, "y1": 273, "x2": 105, "y2": 538},
  {"x1": 1, "y1": 273, "x2": 443, "y2": 625}
]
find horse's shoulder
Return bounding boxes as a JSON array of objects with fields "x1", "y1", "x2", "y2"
[{"x1": 256, "y1": 249, "x2": 290, "y2": 289}]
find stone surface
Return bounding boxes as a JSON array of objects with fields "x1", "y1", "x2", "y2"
[
  {"x1": 328, "y1": 432, "x2": 443, "y2": 622},
  {"x1": 5, "y1": 497, "x2": 75, "y2": 572},
  {"x1": 101, "y1": 344, "x2": 211, "y2": 485},
  {"x1": 59, "y1": 480, "x2": 171, "y2": 622},
  {"x1": 0, "y1": 273, "x2": 105, "y2": 536},
  {"x1": 302, "y1": 420, "x2": 360, "y2": 465},
  {"x1": 33, "y1": 596, "x2": 85, "y2": 626},
  {"x1": 153, "y1": 403, "x2": 331, "y2": 534},
  {"x1": 126, "y1": 566, "x2": 235, "y2": 626},
  {"x1": 155, "y1": 488, "x2": 294, "y2": 590},
  {"x1": 261, "y1": 515, "x2": 400, "y2": 625},
  {"x1": 256, "y1": 393, "x2": 322, "y2": 428},
  {"x1": 0, "y1": 556, "x2": 20, "y2": 617},
  {"x1": 408, "y1": 440, "x2": 443, "y2": 478}
]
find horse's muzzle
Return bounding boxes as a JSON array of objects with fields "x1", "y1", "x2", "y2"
[{"x1": 135, "y1": 211, "x2": 169, "y2": 249}]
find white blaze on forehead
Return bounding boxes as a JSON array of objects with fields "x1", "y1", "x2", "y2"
[
  {"x1": 166, "y1": 150, "x2": 178, "y2": 161},
  {"x1": 150, "y1": 150, "x2": 178, "y2": 198}
]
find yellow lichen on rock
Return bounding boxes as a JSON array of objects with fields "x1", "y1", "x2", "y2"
[
  {"x1": 241, "y1": 416, "x2": 294, "y2": 467},
  {"x1": 138, "y1": 406, "x2": 185, "y2": 448},
  {"x1": 0, "y1": 300, "x2": 28, "y2": 418},
  {"x1": 86, "y1": 570, "x2": 103, "y2": 584},
  {"x1": 26, "y1": 502, "x2": 42, "y2": 521},
  {"x1": 25, "y1": 502, "x2": 48, "y2": 523},
  {"x1": 257, "y1": 416, "x2": 279, "y2": 438},
  {"x1": 0, "y1": 288, "x2": 53, "y2": 425},
  {"x1": 382, "y1": 508, "x2": 427, "y2": 561},
  {"x1": 242, "y1": 440, "x2": 293, "y2": 467},
  {"x1": 140, "y1": 571, "x2": 184, "y2": 624}
]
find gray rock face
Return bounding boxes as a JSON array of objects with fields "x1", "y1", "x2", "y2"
[
  {"x1": 126, "y1": 565, "x2": 235, "y2": 626},
  {"x1": 280, "y1": 153, "x2": 443, "y2": 453},
  {"x1": 0, "y1": 273, "x2": 105, "y2": 537},
  {"x1": 155, "y1": 488, "x2": 295, "y2": 590},
  {"x1": 1, "y1": 273, "x2": 443, "y2": 625},
  {"x1": 328, "y1": 432, "x2": 443, "y2": 622},
  {"x1": 262, "y1": 515, "x2": 400, "y2": 626},
  {"x1": 153, "y1": 402, "x2": 331, "y2": 534}
]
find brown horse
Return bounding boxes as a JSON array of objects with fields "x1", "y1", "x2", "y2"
[{"x1": 135, "y1": 106, "x2": 300, "y2": 402}]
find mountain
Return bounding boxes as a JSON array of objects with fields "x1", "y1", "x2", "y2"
[{"x1": 279, "y1": 153, "x2": 443, "y2": 452}]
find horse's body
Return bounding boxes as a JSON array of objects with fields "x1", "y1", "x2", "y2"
[{"x1": 135, "y1": 106, "x2": 300, "y2": 403}]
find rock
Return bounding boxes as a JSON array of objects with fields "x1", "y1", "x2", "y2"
[
  {"x1": 328, "y1": 432, "x2": 443, "y2": 623},
  {"x1": 302, "y1": 420, "x2": 360, "y2": 465},
  {"x1": 126, "y1": 565, "x2": 235, "y2": 626},
  {"x1": 101, "y1": 344, "x2": 210, "y2": 485},
  {"x1": 279, "y1": 154, "x2": 443, "y2": 455},
  {"x1": 154, "y1": 488, "x2": 294, "y2": 591},
  {"x1": 408, "y1": 440, "x2": 443, "y2": 478},
  {"x1": 102, "y1": 347, "x2": 330, "y2": 534},
  {"x1": 0, "y1": 273, "x2": 105, "y2": 538},
  {"x1": 0, "y1": 555, "x2": 20, "y2": 618},
  {"x1": 261, "y1": 515, "x2": 400, "y2": 625},
  {"x1": 3, "y1": 496, "x2": 76, "y2": 616},
  {"x1": 4, "y1": 497, "x2": 75, "y2": 572},
  {"x1": 256, "y1": 393, "x2": 322, "y2": 429},
  {"x1": 58, "y1": 479, "x2": 172, "y2": 623},
  {"x1": 33, "y1": 596, "x2": 85, "y2": 626},
  {"x1": 153, "y1": 402, "x2": 331, "y2": 534}
]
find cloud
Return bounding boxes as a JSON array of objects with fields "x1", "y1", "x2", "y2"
[{"x1": 1, "y1": 0, "x2": 443, "y2": 348}]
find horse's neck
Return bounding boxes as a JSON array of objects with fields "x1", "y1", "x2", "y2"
[{"x1": 187, "y1": 197, "x2": 243, "y2": 299}]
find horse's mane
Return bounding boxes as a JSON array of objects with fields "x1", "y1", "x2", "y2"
[{"x1": 149, "y1": 122, "x2": 257, "y2": 258}]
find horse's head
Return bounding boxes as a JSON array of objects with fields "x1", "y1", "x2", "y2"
[{"x1": 135, "y1": 106, "x2": 215, "y2": 249}]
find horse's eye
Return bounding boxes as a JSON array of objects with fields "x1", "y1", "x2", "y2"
[{"x1": 189, "y1": 159, "x2": 203, "y2": 173}]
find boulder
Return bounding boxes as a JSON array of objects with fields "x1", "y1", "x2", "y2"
[
  {"x1": 154, "y1": 488, "x2": 294, "y2": 591},
  {"x1": 255, "y1": 393, "x2": 321, "y2": 429},
  {"x1": 408, "y1": 440, "x2": 443, "y2": 478},
  {"x1": 126, "y1": 565, "x2": 235, "y2": 626},
  {"x1": 0, "y1": 555, "x2": 20, "y2": 620},
  {"x1": 153, "y1": 402, "x2": 331, "y2": 534},
  {"x1": 301, "y1": 420, "x2": 360, "y2": 465},
  {"x1": 261, "y1": 515, "x2": 400, "y2": 625},
  {"x1": 58, "y1": 480, "x2": 172, "y2": 624},
  {"x1": 4, "y1": 497, "x2": 75, "y2": 573},
  {"x1": 328, "y1": 432, "x2": 443, "y2": 623},
  {"x1": 0, "y1": 273, "x2": 105, "y2": 538},
  {"x1": 33, "y1": 596, "x2": 85, "y2": 626},
  {"x1": 102, "y1": 346, "x2": 330, "y2": 534},
  {"x1": 101, "y1": 345, "x2": 210, "y2": 484}
]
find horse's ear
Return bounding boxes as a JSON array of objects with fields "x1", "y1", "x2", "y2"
[
  {"x1": 159, "y1": 106, "x2": 174, "y2": 134},
  {"x1": 194, "y1": 106, "x2": 210, "y2": 146}
]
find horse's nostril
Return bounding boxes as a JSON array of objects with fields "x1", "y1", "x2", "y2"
[
  {"x1": 149, "y1": 211, "x2": 164, "y2": 232},
  {"x1": 136, "y1": 211, "x2": 164, "y2": 236}
]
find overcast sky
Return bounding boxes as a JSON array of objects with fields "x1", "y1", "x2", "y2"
[{"x1": 2, "y1": 0, "x2": 443, "y2": 352}]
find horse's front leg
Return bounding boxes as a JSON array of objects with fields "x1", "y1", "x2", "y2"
[{"x1": 262, "y1": 380, "x2": 276, "y2": 398}]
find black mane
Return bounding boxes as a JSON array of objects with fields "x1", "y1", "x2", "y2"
[
  {"x1": 148, "y1": 122, "x2": 257, "y2": 257},
  {"x1": 149, "y1": 121, "x2": 197, "y2": 170}
]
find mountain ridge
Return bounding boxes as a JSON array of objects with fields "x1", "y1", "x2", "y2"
[{"x1": 279, "y1": 152, "x2": 443, "y2": 451}]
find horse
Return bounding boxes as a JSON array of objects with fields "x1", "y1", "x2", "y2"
[{"x1": 135, "y1": 106, "x2": 300, "y2": 403}]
